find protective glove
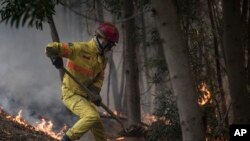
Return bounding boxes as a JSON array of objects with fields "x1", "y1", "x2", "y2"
[
  {"x1": 89, "y1": 86, "x2": 102, "y2": 106},
  {"x1": 45, "y1": 42, "x2": 59, "y2": 57},
  {"x1": 51, "y1": 57, "x2": 63, "y2": 69},
  {"x1": 89, "y1": 94, "x2": 102, "y2": 106}
]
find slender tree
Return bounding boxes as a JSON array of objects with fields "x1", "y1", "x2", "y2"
[
  {"x1": 207, "y1": 0, "x2": 228, "y2": 127},
  {"x1": 222, "y1": 0, "x2": 250, "y2": 124},
  {"x1": 122, "y1": 0, "x2": 142, "y2": 140},
  {"x1": 248, "y1": 0, "x2": 250, "y2": 89},
  {"x1": 151, "y1": 0, "x2": 205, "y2": 141}
]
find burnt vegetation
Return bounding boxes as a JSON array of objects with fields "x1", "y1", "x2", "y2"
[{"x1": 0, "y1": 109, "x2": 57, "y2": 141}]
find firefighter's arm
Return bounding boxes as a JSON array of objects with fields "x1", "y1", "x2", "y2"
[
  {"x1": 46, "y1": 42, "x2": 93, "y2": 59},
  {"x1": 45, "y1": 42, "x2": 81, "y2": 59},
  {"x1": 89, "y1": 70, "x2": 105, "y2": 95},
  {"x1": 90, "y1": 58, "x2": 108, "y2": 92},
  {"x1": 88, "y1": 70, "x2": 105, "y2": 106}
]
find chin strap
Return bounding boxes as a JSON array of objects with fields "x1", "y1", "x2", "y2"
[
  {"x1": 96, "y1": 36, "x2": 105, "y2": 56},
  {"x1": 96, "y1": 36, "x2": 114, "y2": 56}
]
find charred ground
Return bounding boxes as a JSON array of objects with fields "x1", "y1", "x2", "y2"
[{"x1": 0, "y1": 109, "x2": 57, "y2": 141}]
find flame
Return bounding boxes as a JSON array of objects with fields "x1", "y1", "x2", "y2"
[
  {"x1": 5, "y1": 110, "x2": 32, "y2": 128},
  {"x1": 34, "y1": 118, "x2": 67, "y2": 140},
  {"x1": 102, "y1": 110, "x2": 126, "y2": 118},
  {"x1": 8, "y1": 110, "x2": 30, "y2": 127},
  {"x1": 198, "y1": 82, "x2": 212, "y2": 106},
  {"x1": 103, "y1": 110, "x2": 119, "y2": 116},
  {"x1": 142, "y1": 113, "x2": 157, "y2": 125},
  {"x1": 2, "y1": 109, "x2": 67, "y2": 140},
  {"x1": 103, "y1": 110, "x2": 157, "y2": 125},
  {"x1": 107, "y1": 137, "x2": 125, "y2": 141},
  {"x1": 115, "y1": 137, "x2": 125, "y2": 140}
]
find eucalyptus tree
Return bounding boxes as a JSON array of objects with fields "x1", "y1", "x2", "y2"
[
  {"x1": 222, "y1": 0, "x2": 250, "y2": 124},
  {"x1": 151, "y1": 0, "x2": 205, "y2": 140}
]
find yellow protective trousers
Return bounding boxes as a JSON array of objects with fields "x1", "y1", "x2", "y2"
[
  {"x1": 46, "y1": 39, "x2": 107, "y2": 140},
  {"x1": 62, "y1": 91, "x2": 106, "y2": 141}
]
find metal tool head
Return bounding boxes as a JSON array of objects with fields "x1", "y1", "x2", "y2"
[{"x1": 118, "y1": 124, "x2": 147, "y2": 137}]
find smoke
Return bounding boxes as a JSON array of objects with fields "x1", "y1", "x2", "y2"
[{"x1": 0, "y1": 6, "x2": 90, "y2": 129}]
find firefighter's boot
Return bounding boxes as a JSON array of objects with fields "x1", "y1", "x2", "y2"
[{"x1": 60, "y1": 135, "x2": 73, "y2": 141}]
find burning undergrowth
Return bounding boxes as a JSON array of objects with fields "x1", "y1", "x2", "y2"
[{"x1": 0, "y1": 107, "x2": 66, "y2": 141}]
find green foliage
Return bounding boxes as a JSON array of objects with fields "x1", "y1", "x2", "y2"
[
  {"x1": 145, "y1": 57, "x2": 167, "y2": 72},
  {"x1": 142, "y1": 26, "x2": 181, "y2": 140},
  {"x1": 135, "y1": 0, "x2": 149, "y2": 9},
  {"x1": 144, "y1": 58, "x2": 168, "y2": 85},
  {"x1": 0, "y1": 0, "x2": 62, "y2": 29},
  {"x1": 101, "y1": 0, "x2": 150, "y2": 19},
  {"x1": 143, "y1": 27, "x2": 168, "y2": 83},
  {"x1": 146, "y1": 89, "x2": 181, "y2": 141},
  {"x1": 175, "y1": 0, "x2": 201, "y2": 23},
  {"x1": 149, "y1": 28, "x2": 161, "y2": 44},
  {"x1": 143, "y1": 28, "x2": 164, "y2": 67},
  {"x1": 200, "y1": 104, "x2": 229, "y2": 140},
  {"x1": 154, "y1": 89, "x2": 179, "y2": 123},
  {"x1": 101, "y1": 0, "x2": 121, "y2": 18}
]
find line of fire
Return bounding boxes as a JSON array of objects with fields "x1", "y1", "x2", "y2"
[{"x1": 0, "y1": 82, "x2": 211, "y2": 140}]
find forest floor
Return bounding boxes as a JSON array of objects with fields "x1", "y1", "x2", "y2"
[
  {"x1": 0, "y1": 108, "x2": 57, "y2": 141},
  {"x1": 0, "y1": 107, "x2": 146, "y2": 141}
]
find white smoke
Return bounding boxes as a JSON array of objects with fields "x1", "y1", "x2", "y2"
[
  {"x1": 0, "y1": 6, "x2": 89, "y2": 128},
  {"x1": 0, "y1": 4, "x2": 124, "y2": 140}
]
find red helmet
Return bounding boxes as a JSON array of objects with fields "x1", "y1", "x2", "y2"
[{"x1": 96, "y1": 22, "x2": 119, "y2": 43}]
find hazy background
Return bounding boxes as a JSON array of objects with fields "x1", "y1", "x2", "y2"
[{"x1": 0, "y1": 6, "x2": 124, "y2": 140}]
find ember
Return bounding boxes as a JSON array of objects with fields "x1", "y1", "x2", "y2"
[
  {"x1": 142, "y1": 113, "x2": 157, "y2": 125},
  {"x1": 115, "y1": 137, "x2": 125, "y2": 140}
]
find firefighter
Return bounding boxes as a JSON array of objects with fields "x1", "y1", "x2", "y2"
[{"x1": 45, "y1": 22, "x2": 119, "y2": 141}]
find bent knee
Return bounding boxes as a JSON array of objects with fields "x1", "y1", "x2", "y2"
[{"x1": 80, "y1": 111, "x2": 100, "y2": 121}]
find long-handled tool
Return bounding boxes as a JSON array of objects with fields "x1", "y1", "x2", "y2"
[
  {"x1": 50, "y1": 57, "x2": 147, "y2": 137},
  {"x1": 61, "y1": 66, "x2": 149, "y2": 137},
  {"x1": 60, "y1": 67, "x2": 127, "y2": 131}
]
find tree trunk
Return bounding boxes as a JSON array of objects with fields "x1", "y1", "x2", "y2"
[
  {"x1": 121, "y1": 22, "x2": 127, "y2": 115},
  {"x1": 151, "y1": 0, "x2": 205, "y2": 141},
  {"x1": 122, "y1": 0, "x2": 142, "y2": 140},
  {"x1": 153, "y1": 28, "x2": 168, "y2": 94},
  {"x1": 95, "y1": 0, "x2": 104, "y2": 23},
  {"x1": 109, "y1": 56, "x2": 123, "y2": 112},
  {"x1": 139, "y1": 13, "x2": 152, "y2": 113},
  {"x1": 223, "y1": 0, "x2": 250, "y2": 124},
  {"x1": 248, "y1": 0, "x2": 250, "y2": 91},
  {"x1": 47, "y1": 15, "x2": 64, "y2": 81},
  {"x1": 207, "y1": 0, "x2": 228, "y2": 127},
  {"x1": 241, "y1": 0, "x2": 248, "y2": 22}
]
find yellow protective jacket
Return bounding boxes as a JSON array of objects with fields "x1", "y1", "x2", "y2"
[{"x1": 46, "y1": 39, "x2": 107, "y2": 99}]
